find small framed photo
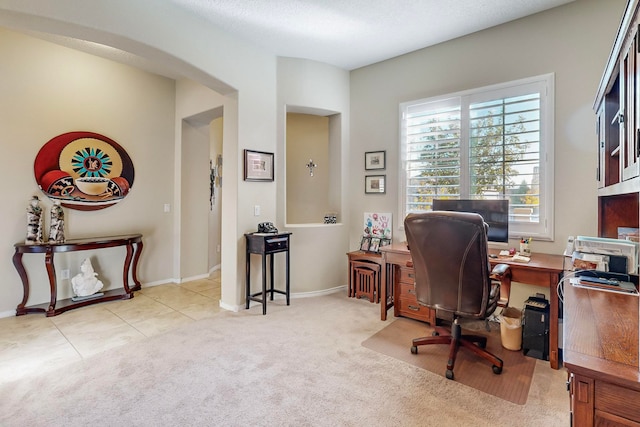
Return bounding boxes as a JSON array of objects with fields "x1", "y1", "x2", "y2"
[
  {"x1": 365, "y1": 151, "x2": 386, "y2": 170},
  {"x1": 369, "y1": 237, "x2": 381, "y2": 252},
  {"x1": 365, "y1": 175, "x2": 386, "y2": 194},
  {"x1": 244, "y1": 149, "x2": 274, "y2": 181},
  {"x1": 360, "y1": 236, "x2": 371, "y2": 251}
]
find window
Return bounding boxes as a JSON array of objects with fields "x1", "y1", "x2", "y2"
[{"x1": 399, "y1": 74, "x2": 554, "y2": 240}]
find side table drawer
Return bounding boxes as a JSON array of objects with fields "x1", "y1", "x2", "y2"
[{"x1": 265, "y1": 236, "x2": 289, "y2": 252}]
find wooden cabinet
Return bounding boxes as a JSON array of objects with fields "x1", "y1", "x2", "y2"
[
  {"x1": 620, "y1": 22, "x2": 640, "y2": 181},
  {"x1": 564, "y1": 283, "x2": 640, "y2": 426},
  {"x1": 595, "y1": 0, "x2": 640, "y2": 241},
  {"x1": 582, "y1": 3, "x2": 640, "y2": 424}
]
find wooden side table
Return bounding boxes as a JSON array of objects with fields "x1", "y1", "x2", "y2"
[
  {"x1": 346, "y1": 251, "x2": 383, "y2": 302},
  {"x1": 245, "y1": 232, "x2": 292, "y2": 315}
]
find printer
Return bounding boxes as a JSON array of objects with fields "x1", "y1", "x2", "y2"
[{"x1": 571, "y1": 236, "x2": 638, "y2": 276}]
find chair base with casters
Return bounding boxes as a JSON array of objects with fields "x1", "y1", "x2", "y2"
[{"x1": 410, "y1": 317, "x2": 503, "y2": 381}]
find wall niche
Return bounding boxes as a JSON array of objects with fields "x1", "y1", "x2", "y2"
[{"x1": 285, "y1": 109, "x2": 341, "y2": 225}]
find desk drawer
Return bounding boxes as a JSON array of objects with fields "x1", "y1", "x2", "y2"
[
  {"x1": 397, "y1": 281, "x2": 418, "y2": 299},
  {"x1": 265, "y1": 237, "x2": 288, "y2": 252},
  {"x1": 596, "y1": 381, "x2": 640, "y2": 423},
  {"x1": 398, "y1": 267, "x2": 415, "y2": 285},
  {"x1": 396, "y1": 295, "x2": 434, "y2": 323}
]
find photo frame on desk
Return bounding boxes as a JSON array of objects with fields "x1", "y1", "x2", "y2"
[
  {"x1": 244, "y1": 149, "x2": 274, "y2": 181},
  {"x1": 360, "y1": 237, "x2": 390, "y2": 253},
  {"x1": 365, "y1": 175, "x2": 386, "y2": 194},
  {"x1": 360, "y1": 236, "x2": 371, "y2": 251}
]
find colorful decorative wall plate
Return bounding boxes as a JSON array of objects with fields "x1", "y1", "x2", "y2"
[{"x1": 34, "y1": 131, "x2": 135, "y2": 211}]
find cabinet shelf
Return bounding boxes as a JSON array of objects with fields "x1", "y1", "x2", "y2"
[
  {"x1": 611, "y1": 109, "x2": 622, "y2": 125},
  {"x1": 598, "y1": 176, "x2": 639, "y2": 197},
  {"x1": 611, "y1": 145, "x2": 620, "y2": 157}
]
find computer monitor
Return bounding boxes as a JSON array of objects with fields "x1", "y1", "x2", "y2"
[{"x1": 431, "y1": 199, "x2": 509, "y2": 243}]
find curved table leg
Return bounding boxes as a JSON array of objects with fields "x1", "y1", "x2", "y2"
[
  {"x1": 44, "y1": 251, "x2": 57, "y2": 316},
  {"x1": 123, "y1": 242, "x2": 133, "y2": 294},
  {"x1": 12, "y1": 251, "x2": 29, "y2": 316},
  {"x1": 130, "y1": 240, "x2": 143, "y2": 291}
]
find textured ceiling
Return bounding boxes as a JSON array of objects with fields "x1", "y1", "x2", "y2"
[{"x1": 169, "y1": 0, "x2": 576, "y2": 70}]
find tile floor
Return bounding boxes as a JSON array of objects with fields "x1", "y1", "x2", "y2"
[{"x1": 0, "y1": 271, "x2": 221, "y2": 383}]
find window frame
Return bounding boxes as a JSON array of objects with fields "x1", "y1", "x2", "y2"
[{"x1": 398, "y1": 73, "x2": 555, "y2": 241}]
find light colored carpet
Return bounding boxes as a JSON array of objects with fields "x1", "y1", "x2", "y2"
[
  {"x1": 362, "y1": 317, "x2": 536, "y2": 405},
  {"x1": 0, "y1": 292, "x2": 569, "y2": 426}
]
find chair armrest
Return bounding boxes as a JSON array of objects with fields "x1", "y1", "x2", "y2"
[{"x1": 490, "y1": 263, "x2": 512, "y2": 307}]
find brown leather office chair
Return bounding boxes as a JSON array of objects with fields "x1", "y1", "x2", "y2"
[{"x1": 404, "y1": 211, "x2": 511, "y2": 380}]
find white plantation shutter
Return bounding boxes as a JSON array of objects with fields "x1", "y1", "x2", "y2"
[
  {"x1": 400, "y1": 74, "x2": 554, "y2": 240},
  {"x1": 405, "y1": 97, "x2": 461, "y2": 211}
]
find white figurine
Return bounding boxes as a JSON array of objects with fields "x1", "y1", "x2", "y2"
[
  {"x1": 25, "y1": 196, "x2": 44, "y2": 244},
  {"x1": 49, "y1": 200, "x2": 65, "y2": 243},
  {"x1": 71, "y1": 258, "x2": 104, "y2": 297}
]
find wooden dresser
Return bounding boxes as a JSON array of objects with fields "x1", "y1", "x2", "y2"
[{"x1": 563, "y1": 282, "x2": 640, "y2": 426}]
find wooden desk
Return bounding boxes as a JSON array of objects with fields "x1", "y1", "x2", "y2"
[
  {"x1": 379, "y1": 243, "x2": 564, "y2": 369},
  {"x1": 563, "y1": 281, "x2": 640, "y2": 425},
  {"x1": 245, "y1": 232, "x2": 291, "y2": 315},
  {"x1": 13, "y1": 234, "x2": 143, "y2": 317}
]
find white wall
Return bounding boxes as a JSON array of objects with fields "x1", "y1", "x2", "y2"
[
  {"x1": 0, "y1": 0, "x2": 278, "y2": 311},
  {"x1": 277, "y1": 58, "x2": 351, "y2": 293},
  {"x1": 0, "y1": 28, "x2": 176, "y2": 315},
  {"x1": 349, "y1": 0, "x2": 626, "y2": 257},
  {"x1": 180, "y1": 120, "x2": 210, "y2": 280},
  {"x1": 175, "y1": 79, "x2": 227, "y2": 285}
]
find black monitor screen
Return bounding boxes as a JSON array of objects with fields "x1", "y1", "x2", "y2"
[{"x1": 431, "y1": 199, "x2": 509, "y2": 243}]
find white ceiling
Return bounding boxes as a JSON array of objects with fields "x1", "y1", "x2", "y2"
[{"x1": 169, "y1": 0, "x2": 576, "y2": 70}]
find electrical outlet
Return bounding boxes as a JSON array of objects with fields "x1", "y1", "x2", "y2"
[{"x1": 61, "y1": 269, "x2": 70, "y2": 279}]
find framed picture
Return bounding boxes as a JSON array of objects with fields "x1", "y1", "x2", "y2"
[
  {"x1": 365, "y1": 150, "x2": 386, "y2": 170},
  {"x1": 369, "y1": 237, "x2": 381, "y2": 252},
  {"x1": 365, "y1": 175, "x2": 386, "y2": 194},
  {"x1": 244, "y1": 149, "x2": 274, "y2": 181},
  {"x1": 360, "y1": 236, "x2": 371, "y2": 251}
]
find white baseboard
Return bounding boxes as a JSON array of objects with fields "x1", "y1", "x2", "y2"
[
  {"x1": 0, "y1": 309, "x2": 16, "y2": 319},
  {"x1": 143, "y1": 278, "x2": 177, "y2": 287},
  {"x1": 221, "y1": 285, "x2": 348, "y2": 313},
  {"x1": 178, "y1": 273, "x2": 210, "y2": 284}
]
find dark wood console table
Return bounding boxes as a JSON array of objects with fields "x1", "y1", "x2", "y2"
[
  {"x1": 13, "y1": 234, "x2": 143, "y2": 317},
  {"x1": 245, "y1": 232, "x2": 291, "y2": 315}
]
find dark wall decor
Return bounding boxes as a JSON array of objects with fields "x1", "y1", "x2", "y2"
[{"x1": 34, "y1": 131, "x2": 135, "y2": 211}]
